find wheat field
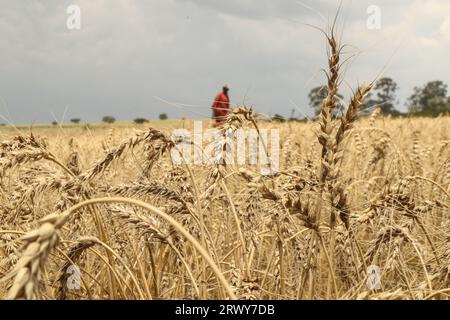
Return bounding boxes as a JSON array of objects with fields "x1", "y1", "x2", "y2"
[
  {"x1": 0, "y1": 31, "x2": 449, "y2": 300},
  {"x1": 0, "y1": 112, "x2": 449, "y2": 300}
]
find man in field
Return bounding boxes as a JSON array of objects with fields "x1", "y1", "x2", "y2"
[{"x1": 211, "y1": 84, "x2": 230, "y2": 128}]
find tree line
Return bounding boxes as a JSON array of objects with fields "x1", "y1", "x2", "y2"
[
  {"x1": 51, "y1": 113, "x2": 169, "y2": 126},
  {"x1": 308, "y1": 78, "x2": 450, "y2": 117}
]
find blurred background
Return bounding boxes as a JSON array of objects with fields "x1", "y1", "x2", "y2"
[{"x1": 0, "y1": 0, "x2": 449, "y2": 124}]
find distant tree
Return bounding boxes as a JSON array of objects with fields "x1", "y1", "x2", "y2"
[
  {"x1": 102, "y1": 116, "x2": 116, "y2": 124},
  {"x1": 407, "y1": 80, "x2": 449, "y2": 116},
  {"x1": 365, "y1": 77, "x2": 399, "y2": 115},
  {"x1": 288, "y1": 108, "x2": 297, "y2": 121},
  {"x1": 70, "y1": 118, "x2": 81, "y2": 124},
  {"x1": 134, "y1": 118, "x2": 149, "y2": 124},
  {"x1": 159, "y1": 113, "x2": 168, "y2": 120},
  {"x1": 272, "y1": 114, "x2": 286, "y2": 122},
  {"x1": 308, "y1": 86, "x2": 344, "y2": 116},
  {"x1": 407, "y1": 87, "x2": 423, "y2": 113},
  {"x1": 427, "y1": 96, "x2": 449, "y2": 115},
  {"x1": 52, "y1": 121, "x2": 58, "y2": 126}
]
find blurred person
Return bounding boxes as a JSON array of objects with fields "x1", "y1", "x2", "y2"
[{"x1": 211, "y1": 84, "x2": 230, "y2": 128}]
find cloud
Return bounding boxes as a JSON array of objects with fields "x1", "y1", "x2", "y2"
[
  {"x1": 440, "y1": 16, "x2": 450, "y2": 41},
  {"x1": 0, "y1": 0, "x2": 449, "y2": 123},
  {"x1": 175, "y1": 0, "x2": 308, "y2": 20}
]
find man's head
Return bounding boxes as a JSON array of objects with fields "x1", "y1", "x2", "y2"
[{"x1": 222, "y1": 84, "x2": 229, "y2": 94}]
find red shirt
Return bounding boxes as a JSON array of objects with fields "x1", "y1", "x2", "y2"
[{"x1": 211, "y1": 92, "x2": 230, "y2": 117}]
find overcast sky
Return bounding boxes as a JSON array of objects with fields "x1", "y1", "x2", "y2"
[{"x1": 1, "y1": 0, "x2": 449, "y2": 124}]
